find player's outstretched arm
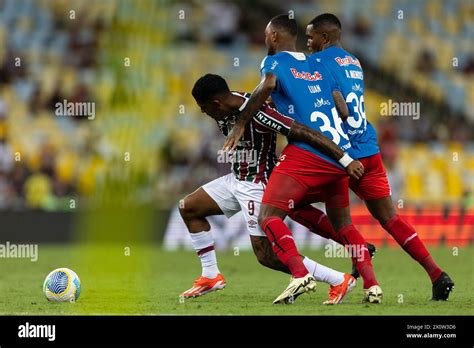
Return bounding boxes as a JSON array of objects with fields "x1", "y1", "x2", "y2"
[
  {"x1": 253, "y1": 104, "x2": 364, "y2": 180},
  {"x1": 222, "y1": 73, "x2": 277, "y2": 151},
  {"x1": 332, "y1": 90, "x2": 349, "y2": 121}
]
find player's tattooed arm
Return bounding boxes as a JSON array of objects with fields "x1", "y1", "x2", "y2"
[
  {"x1": 223, "y1": 73, "x2": 277, "y2": 151},
  {"x1": 332, "y1": 90, "x2": 349, "y2": 121}
]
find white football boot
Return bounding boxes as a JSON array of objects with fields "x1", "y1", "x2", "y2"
[
  {"x1": 362, "y1": 285, "x2": 383, "y2": 304},
  {"x1": 273, "y1": 274, "x2": 316, "y2": 304}
]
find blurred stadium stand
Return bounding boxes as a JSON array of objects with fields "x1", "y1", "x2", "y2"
[
  {"x1": 0, "y1": 0, "x2": 115, "y2": 210},
  {"x1": 0, "y1": 0, "x2": 472, "y2": 217},
  {"x1": 160, "y1": 0, "x2": 474, "y2": 210}
]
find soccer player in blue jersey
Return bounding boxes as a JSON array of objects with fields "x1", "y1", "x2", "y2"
[
  {"x1": 180, "y1": 73, "x2": 363, "y2": 303},
  {"x1": 224, "y1": 14, "x2": 383, "y2": 304},
  {"x1": 305, "y1": 13, "x2": 453, "y2": 300}
]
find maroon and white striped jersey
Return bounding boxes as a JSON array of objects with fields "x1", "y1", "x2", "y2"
[{"x1": 216, "y1": 92, "x2": 294, "y2": 184}]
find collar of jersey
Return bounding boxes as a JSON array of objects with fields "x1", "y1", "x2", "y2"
[{"x1": 281, "y1": 51, "x2": 306, "y2": 60}]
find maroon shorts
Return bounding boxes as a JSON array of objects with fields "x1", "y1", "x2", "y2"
[
  {"x1": 350, "y1": 153, "x2": 391, "y2": 200},
  {"x1": 262, "y1": 145, "x2": 349, "y2": 212}
]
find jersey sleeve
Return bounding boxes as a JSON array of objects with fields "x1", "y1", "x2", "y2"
[
  {"x1": 260, "y1": 56, "x2": 279, "y2": 77},
  {"x1": 253, "y1": 103, "x2": 294, "y2": 136},
  {"x1": 260, "y1": 55, "x2": 283, "y2": 94}
]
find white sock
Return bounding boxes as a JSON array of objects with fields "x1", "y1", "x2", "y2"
[
  {"x1": 189, "y1": 231, "x2": 220, "y2": 278},
  {"x1": 303, "y1": 257, "x2": 344, "y2": 286}
]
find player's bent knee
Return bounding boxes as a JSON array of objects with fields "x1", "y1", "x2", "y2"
[
  {"x1": 257, "y1": 214, "x2": 266, "y2": 228},
  {"x1": 366, "y1": 197, "x2": 397, "y2": 226},
  {"x1": 257, "y1": 209, "x2": 270, "y2": 227},
  {"x1": 257, "y1": 204, "x2": 284, "y2": 227},
  {"x1": 375, "y1": 207, "x2": 397, "y2": 226}
]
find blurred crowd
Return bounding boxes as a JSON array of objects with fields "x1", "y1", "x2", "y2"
[
  {"x1": 0, "y1": 0, "x2": 113, "y2": 210},
  {"x1": 0, "y1": 0, "x2": 472, "y2": 211},
  {"x1": 162, "y1": 0, "x2": 473, "y2": 208}
]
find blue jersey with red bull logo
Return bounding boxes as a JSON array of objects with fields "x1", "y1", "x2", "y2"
[
  {"x1": 260, "y1": 51, "x2": 351, "y2": 167},
  {"x1": 310, "y1": 46, "x2": 379, "y2": 159}
]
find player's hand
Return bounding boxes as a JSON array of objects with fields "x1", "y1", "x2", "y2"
[
  {"x1": 346, "y1": 160, "x2": 364, "y2": 180},
  {"x1": 265, "y1": 96, "x2": 276, "y2": 108},
  {"x1": 223, "y1": 122, "x2": 245, "y2": 151}
]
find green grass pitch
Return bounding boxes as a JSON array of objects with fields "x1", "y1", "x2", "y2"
[{"x1": 0, "y1": 245, "x2": 472, "y2": 315}]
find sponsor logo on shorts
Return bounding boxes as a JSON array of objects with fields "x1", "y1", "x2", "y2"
[{"x1": 248, "y1": 220, "x2": 258, "y2": 229}]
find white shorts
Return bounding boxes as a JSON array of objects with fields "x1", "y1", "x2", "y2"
[{"x1": 202, "y1": 173, "x2": 266, "y2": 237}]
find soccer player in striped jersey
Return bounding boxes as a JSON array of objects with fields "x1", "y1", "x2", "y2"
[
  {"x1": 305, "y1": 13, "x2": 453, "y2": 300},
  {"x1": 180, "y1": 73, "x2": 363, "y2": 304}
]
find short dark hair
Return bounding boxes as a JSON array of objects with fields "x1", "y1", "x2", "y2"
[
  {"x1": 309, "y1": 13, "x2": 342, "y2": 30},
  {"x1": 192, "y1": 74, "x2": 230, "y2": 103},
  {"x1": 270, "y1": 14, "x2": 298, "y2": 36}
]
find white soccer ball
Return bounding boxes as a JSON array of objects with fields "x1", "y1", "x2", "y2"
[{"x1": 43, "y1": 268, "x2": 81, "y2": 303}]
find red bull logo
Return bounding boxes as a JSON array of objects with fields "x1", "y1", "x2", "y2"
[
  {"x1": 335, "y1": 55, "x2": 361, "y2": 68},
  {"x1": 290, "y1": 68, "x2": 323, "y2": 81}
]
